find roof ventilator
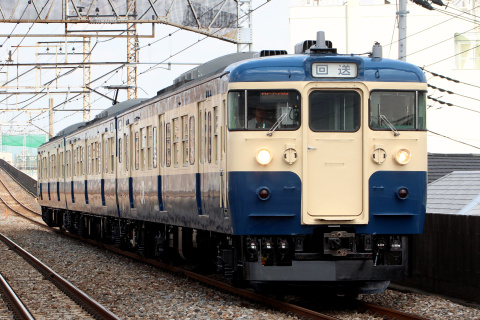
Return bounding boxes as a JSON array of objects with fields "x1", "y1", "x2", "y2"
[
  {"x1": 254, "y1": 50, "x2": 288, "y2": 58},
  {"x1": 294, "y1": 31, "x2": 337, "y2": 54}
]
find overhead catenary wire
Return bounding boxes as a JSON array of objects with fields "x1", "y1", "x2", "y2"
[
  {"x1": 384, "y1": 3, "x2": 480, "y2": 48},
  {"x1": 405, "y1": 26, "x2": 477, "y2": 58},
  {"x1": 423, "y1": 68, "x2": 480, "y2": 90},
  {"x1": 427, "y1": 84, "x2": 480, "y2": 103},
  {"x1": 427, "y1": 96, "x2": 480, "y2": 114},
  {"x1": 428, "y1": 130, "x2": 480, "y2": 150}
]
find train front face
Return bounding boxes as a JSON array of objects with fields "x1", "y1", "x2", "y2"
[{"x1": 226, "y1": 54, "x2": 427, "y2": 293}]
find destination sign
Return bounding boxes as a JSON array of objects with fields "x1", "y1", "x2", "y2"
[{"x1": 311, "y1": 62, "x2": 358, "y2": 78}]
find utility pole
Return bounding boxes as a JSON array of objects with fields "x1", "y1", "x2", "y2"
[
  {"x1": 398, "y1": 0, "x2": 408, "y2": 61},
  {"x1": 127, "y1": 0, "x2": 138, "y2": 100},
  {"x1": 49, "y1": 97, "x2": 54, "y2": 139},
  {"x1": 236, "y1": 0, "x2": 253, "y2": 52},
  {"x1": 83, "y1": 38, "x2": 91, "y2": 121}
]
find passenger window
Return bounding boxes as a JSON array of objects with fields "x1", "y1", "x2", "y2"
[
  {"x1": 135, "y1": 131, "x2": 139, "y2": 170},
  {"x1": 207, "y1": 111, "x2": 212, "y2": 163},
  {"x1": 125, "y1": 133, "x2": 129, "y2": 171},
  {"x1": 166, "y1": 123, "x2": 171, "y2": 167},
  {"x1": 119, "y1": 138, "x2": 122, "y2": 164},
  {"x1": 141, "y1": 127, "x2": 146, "y2": 170},
  {"x1": 97, "y1": 142, "x2": 101, "y2": 175},
  {"x1": 104, "y1": 139, "x2": 108, "y2": 174},
  {"x1": 309, "y1": 91, "x2": 360, "y2": 132},
  {"x1": 173, "y1": 118, "x2": 180, "y2": 166},
  {"x1": 189, "y1": 116, "x2": 195, "y2": 165},
  {"x1": 147, "y1": 126, "x2": 153, "y2": 170},
  {"x1": 109, "y1": 137, "x2": 115, "y2": 173},
  {"x1": 182, "y1": 116, "x2": 188, "y2": 167},
  {"x1": 153, "y1": 127, "x2": 157, "y2": 169}
]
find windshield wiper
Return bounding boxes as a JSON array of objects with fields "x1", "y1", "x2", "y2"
[
  {"x1": 267, "y1": 113, "x2": 287, "y2": 136},
  {"x1": 380, "y1": 114, "x2": 400, "y2": 136}
]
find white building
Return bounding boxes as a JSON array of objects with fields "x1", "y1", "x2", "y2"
[{"x1": 289, "y1": 0, "x2": 480, "y2": 153}]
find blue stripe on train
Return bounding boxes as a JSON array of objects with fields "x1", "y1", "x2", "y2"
[{"x1": 227, "y1": 170, "x2": 426, "y2": 236}]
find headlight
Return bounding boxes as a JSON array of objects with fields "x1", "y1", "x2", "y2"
[
  {"x1": 394, "y1": 149, "x2": 411, "y2": 165},
  {"x1": 256, "y1": 149, "x2": 272, "y2": 165}
]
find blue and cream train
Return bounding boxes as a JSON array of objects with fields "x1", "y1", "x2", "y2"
[{"x1": 38, "y1": 32, "x2": 427, "y2": 295}]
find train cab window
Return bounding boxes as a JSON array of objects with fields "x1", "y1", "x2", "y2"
[
  {"x1": 369, "y1": 91, "x2": 427, "y2": 131},
  {"x1": 309, "y1": 91, "x2": 361, "y2": 132},
  {"x1": 228, "y1": 90, "x2": 301, "y2": 131}
]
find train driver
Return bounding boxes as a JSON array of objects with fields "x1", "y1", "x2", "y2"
[{"x1": 248, "y1": 105, "x2": 273, "y2": 129}]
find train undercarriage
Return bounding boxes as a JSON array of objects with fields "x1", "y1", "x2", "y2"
[{"x1": 42, "y1": 207, "x2": 408, "y2": 296}]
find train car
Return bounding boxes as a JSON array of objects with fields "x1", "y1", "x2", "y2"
[{"x1": 38, "y1": 31, "x2": 427, "y2": 295}]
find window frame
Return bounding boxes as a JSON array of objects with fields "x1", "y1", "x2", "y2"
[
  {"x1": 227, "y1": 89, "x2": 302, "y2": 131},
  {"x1": 368, "y1": 90, "x2": 427, "y2": 132},
  {"x1": 309, "y1": 90, "x2": 361, "y2": 133}
]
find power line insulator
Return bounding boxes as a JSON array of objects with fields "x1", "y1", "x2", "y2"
[
  {"x1": 410, "y1": 0, "x2": 434, "y2": 10},
  {"x1": 431, "y1": 0, "x2": 444, "y2": 6}
]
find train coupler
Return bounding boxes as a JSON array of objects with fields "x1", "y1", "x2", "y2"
[{"x1": 323, "y1": 231, "x2": 356, "y2": 256}]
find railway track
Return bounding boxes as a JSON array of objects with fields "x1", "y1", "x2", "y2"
[
  {"x1": 0, "y1": 233, "x2": 119, "y2": 320},
  {"x1": 0, "y1": 270, "x2": 34, "y2": 320},
  {"x1": 0, "y1": 170, "x2": 432, "y2": 320}
]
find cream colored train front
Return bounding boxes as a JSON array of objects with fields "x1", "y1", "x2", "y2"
[{"x1": 224, "y1": 37, "x2": 426, "y2": 293}]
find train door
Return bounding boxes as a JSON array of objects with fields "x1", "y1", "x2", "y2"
[
  {"x1": 59, "y1": 148, "x2": 64, "y2": 204},
  {"x1": 220, "y1": 99, "x2": 228, "y2": 211},
  {"x1": 197, "y1": 101, "x2": 206, "y2": 215},
  {"x1": 68, "y1": 144, "x2": 74, "y2": 204},
  {"x1": 128, "y1": 122, "x2": 135, "y2": 209},
  {"x1": 304, "y1": 88, "x2": 363, "y2": 220},
  {"x1": 101, "y1": 133, "x2": 107, "y2": 206}
]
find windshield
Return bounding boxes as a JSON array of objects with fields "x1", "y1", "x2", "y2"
[
  {"x1": 369, "y1": 91, "x2": 426, "y2": 131},
  {"x1": 309, "y1": 91, "x2": 361, "y2": 132},
  {"x1": 228, "y1": 90, "x2": 301, "y2": 130}
]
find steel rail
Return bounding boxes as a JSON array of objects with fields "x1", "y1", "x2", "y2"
[
  {"x1": 0, "y1": 272, "x2": 35, "y2": 320},
  {"x1": 0, "y1": 167, "x2": 37, "y2": 199},
  {"x1": 358, "y1": 301, "x2": 432, "y2": 320},
  {"x1": 0, "y1": 233, "x2": 121, "y2": 320},
  {"x1": 0, "y1": 169, "x2": 40, "y2": 216}
]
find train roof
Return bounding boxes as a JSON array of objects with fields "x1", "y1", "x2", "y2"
[
  {"x1": 225, "y1": 54, "x2": 427, "y2": 83},
  {"x1": 41, "y1": 48, "x2": 426, "y2": 149},
  {"x1": 93, "y1": 98, "x2": 148, "y2": 121}
]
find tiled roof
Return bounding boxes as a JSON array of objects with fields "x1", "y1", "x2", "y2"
[
  {"x1": 428, "y1": 153, "x2": 480, "y2": 184},
  {"x1": 426, "y1": 171, "x2": 480, "y2": 215}
]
